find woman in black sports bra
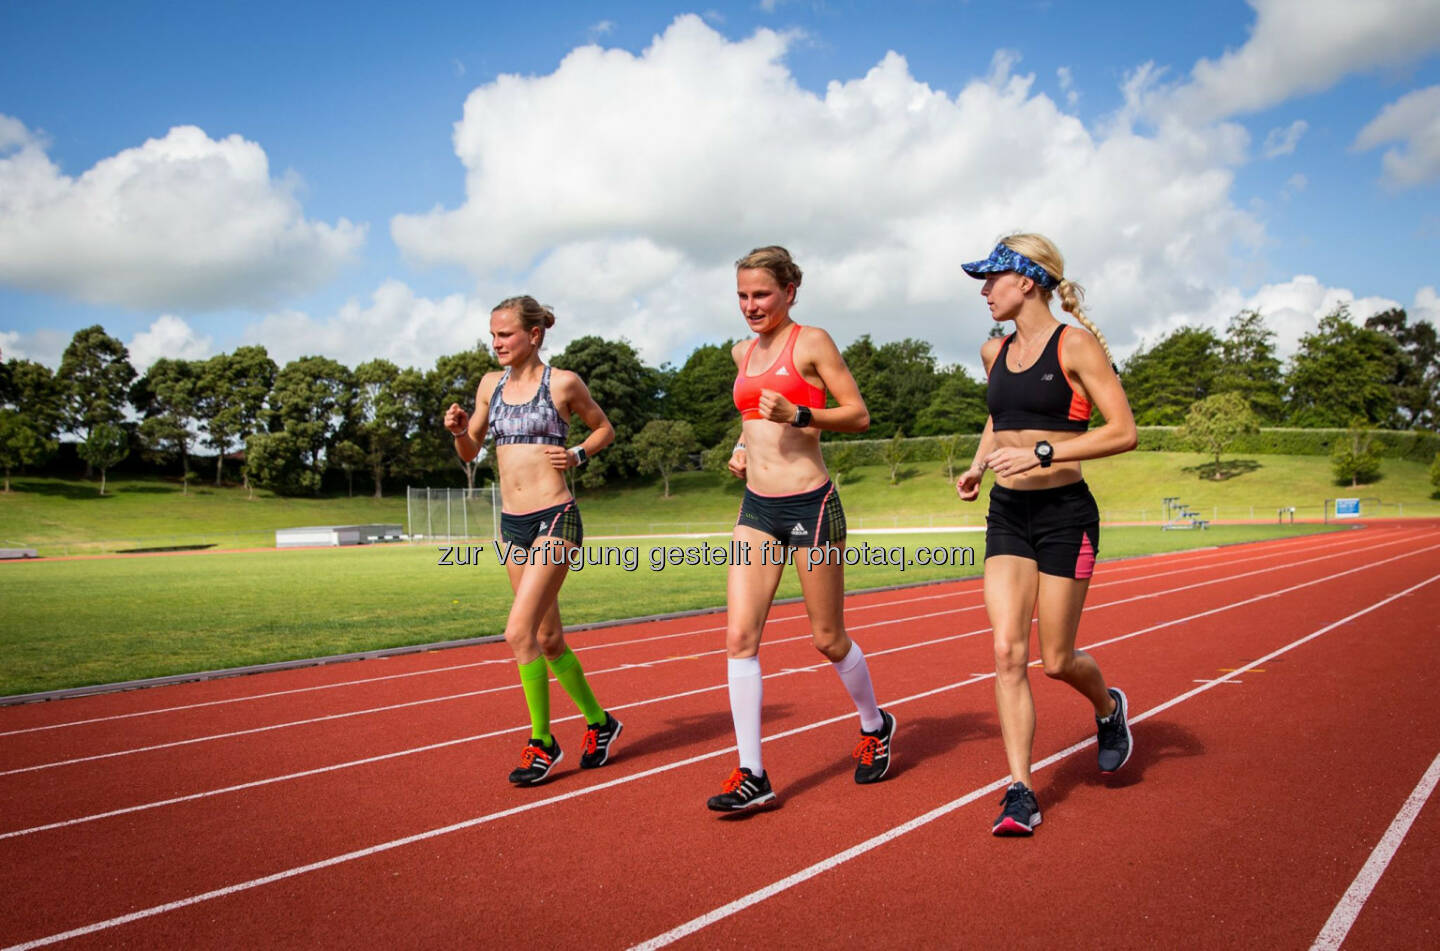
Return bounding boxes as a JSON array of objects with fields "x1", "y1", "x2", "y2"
[
  {"x1": 445, "y1": 296, "x2": 621, "y2": 787},
  {"x1": 953, "y1": 234, "x2": 1138, "y2": 837}
]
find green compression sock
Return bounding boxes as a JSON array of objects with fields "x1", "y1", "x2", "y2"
[
  {"x1": 547, "y1": 647, "x2": 605, "y2": 725},
  {"x1": 517, "y1": 657, "x2": 552, "y2": 745}
]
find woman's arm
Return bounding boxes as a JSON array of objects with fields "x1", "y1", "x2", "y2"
[
  {"x1": 548, "y1": 370, "x2": 616, "y2": 470},
  {"x1": 757, "y1": 327, "x2": 870, "y2": 433},
  {"x1": 446, "y1": 371, "x2": 501, "y2": 463}
]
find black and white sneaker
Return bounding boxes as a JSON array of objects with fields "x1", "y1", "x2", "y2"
[
  {"x1": 853, "y1": 709, "x2": 897, "y2": 784},
  {"x1": 579, "y1": 712, "x2": 623, "y2": 769},
  {"x1": 991, "y1": 782, "x2": 1042, "y2": 836},
  {"x1": 1096, "y1": 687, "x2": 1132, "y2": 774},
  {"x1": 706, "y1": 767, "x2": 776, "y2": 812},
  {"x1": 507, "y1": 737, "x2": 563, "y2": 786}
]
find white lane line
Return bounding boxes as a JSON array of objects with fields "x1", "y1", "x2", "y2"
[
  {"x1": 4, "y1": 534, "x2": 1431, "y2": 780},
  {"x1": 0, "y1": 527, "x2": 1365, "y2": 734},
  {"x1": 10, "y1": 570, "x2": 1433, "y2": 951},
  {"x1": 1310, "y1": 751, "x2": 1440, "y2": 951},
  {"x1": 630, "y1": 572, "x2": 1440, "y2": 950},
  {"x1": 0, "y1": 526, "x2": 1366, "y2": 735}
]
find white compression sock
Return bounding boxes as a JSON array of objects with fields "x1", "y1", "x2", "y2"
[
  {"x1": 832, "y1": 641, "x2": 883, "y2": 732},
  {"x1": 727, "y1": 655, "x2": 764, "y2": 775}
]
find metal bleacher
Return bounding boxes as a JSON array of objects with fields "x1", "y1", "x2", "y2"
[{"x1": 1161, "y1": 496, "x2": 1208, "y2": 530}]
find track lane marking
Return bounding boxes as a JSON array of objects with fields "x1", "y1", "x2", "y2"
[
  {"x1": 630, "y1": 572, "x2": 1440, "y2": 950},
  {"x1": 3, "y1": 565, "x2": 1435, "y2": 948},
  {"x1": 1310, "y1": 751, "x2": 1440, "y2": 951}
]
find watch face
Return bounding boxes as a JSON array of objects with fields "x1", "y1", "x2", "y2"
[{"x1": 1036, "y1": 442, "x2": 1052, "y2": 457}]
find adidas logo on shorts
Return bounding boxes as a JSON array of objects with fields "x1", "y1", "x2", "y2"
[{"x1": 791, "y1": 522, "x2": 808, "y2": 535}]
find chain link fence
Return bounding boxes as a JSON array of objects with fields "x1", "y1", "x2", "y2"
[{"x1": 405, "y1": 486, "x2": 500, "y2": 542}]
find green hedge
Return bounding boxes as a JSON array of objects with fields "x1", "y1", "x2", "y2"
[{"x1": 820, "y1": 428, "x2": 1438, "y2": 464}]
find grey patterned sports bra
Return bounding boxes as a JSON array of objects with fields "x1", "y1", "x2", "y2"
[{"x1": 487, "y1": 365, "x2": 569, "y2": 447}]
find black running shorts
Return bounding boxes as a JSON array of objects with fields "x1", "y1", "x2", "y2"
[
  {"x1": 500, "y1": 499, "x2": 583, "y2": 549},
  {"x1": 985, "y1": 480, "x2": 1099, "y2": 580},
  {"x1": 736, "y1": 481, "x2": 846, "y2": 548}
]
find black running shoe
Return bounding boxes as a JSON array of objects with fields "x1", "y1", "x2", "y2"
[
  {"x1": 853, "y1": 709, "x2": 897, "y2": 785},
  {"x1": 706, "y1": 767, "x2": 776, "y2": 812},
  {"x1": 579, "y1": 712, "x2": 623, "y2": 769},
  {"x1": 507, "y1": 737, "x2": 563, "y2": 786},
  {"x1": 1096, "y1": 687, "x2": 1132, "y2": 774},
  {"x1": 991, "y1": 782, "x2": 1042, "y2": 836}
]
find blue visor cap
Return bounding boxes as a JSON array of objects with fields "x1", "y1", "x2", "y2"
[{"x1": 961, "y1": 244, "x2": 1058, "y2": 290}]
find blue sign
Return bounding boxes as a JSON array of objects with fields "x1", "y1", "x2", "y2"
[{"x1": 1335, "y1": 498, "x2": 1360, "y2": 518}]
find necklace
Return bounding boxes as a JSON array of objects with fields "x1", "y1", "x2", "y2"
[{"x1": 1011, "y1": 330, "x2": 1048, "y2": 369}]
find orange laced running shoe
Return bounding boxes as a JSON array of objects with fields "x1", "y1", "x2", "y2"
[
  {"x1": 853, "y1": 709, "x2": 896, "y2": 785},
  {"x1": 507, "y1": 737, "x2": 562, "y2": 786},
  {"x1": 706, "y1": 766, "x2": 776, "y2": 812},
  {"x1": 579, "y1": 712, "x2": 623, "y2": 769}
]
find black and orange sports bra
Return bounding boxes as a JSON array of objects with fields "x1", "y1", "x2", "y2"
[{"x1": 986, "y1": 325, "x2": 1092, "y2": 432}]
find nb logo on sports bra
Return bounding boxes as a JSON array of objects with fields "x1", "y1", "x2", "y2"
[{"x1": 1041, "y1": 373, "x2": 1055, "y2": 382}]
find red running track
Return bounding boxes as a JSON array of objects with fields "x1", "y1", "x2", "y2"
[{"x1": 1, "y1": 521, "x2": 1438, "y2": 949}]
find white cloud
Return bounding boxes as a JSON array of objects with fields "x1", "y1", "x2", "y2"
[
  {"x1": 392, "y1": 16, "x2": 1275, "y2": 369},
  {"x1": 127, "y1": 315, "x2": 214, "y2": 373},
  {"x1": 1410, "y1": 286, "x2": 1440, "y2": 328},
  {"x1": 1261, "y1": 119, "x2": 1307, "y2": 158},
  {"x1": 0, "y1": 327, "x2": 68, "y2": 368},
  {"x1": 1157, "y1": 0, "x2": 1440, "y2": 123},
  {"x1": 1353, "y1": 85, "x2": 1440, "y2": 187},
  {"x1": 0, "y1": 118, "x2": 365, "y2": 311},
  {"x1": 1057, "y1": 66, "x2": 1079, "y2": 108},
  {"x1": 588, "y1": 20, "x2": 616, "y2": 39}
]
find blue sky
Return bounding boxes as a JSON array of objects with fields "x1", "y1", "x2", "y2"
[{"x1": 3, "y1": 0, "x2": 1438, "y2": 376}]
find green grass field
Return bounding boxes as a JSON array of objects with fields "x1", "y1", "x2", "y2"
[
  {"x1": 1, "y1": 451, "x2": 1434, "y2": 697},
  {"x1": 0, "y1": 523, "x2": 1344, "y2": 696}
]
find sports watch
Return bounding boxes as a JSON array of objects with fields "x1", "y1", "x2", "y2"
[
  {"x1": 569, "y1": 446, "x2": 589, "y2": 468},
  {"x1": 791, "y1": 405, "x2": 813, "y2": 428},
  {"x1": 1034, "y1": 440, "x2": 1054, "y2": 468}
]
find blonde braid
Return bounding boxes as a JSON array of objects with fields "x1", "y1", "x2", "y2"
[{"x1": 1055, "y1": 278, "x2": 1116, "y2": 369}]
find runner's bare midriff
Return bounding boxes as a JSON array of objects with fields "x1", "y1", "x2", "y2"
[
  {"x1": 742, "y1": 421, "x2": 830, "y2": 496},
  {"x1": 992, "y1": 428, "x2": 1084, "y2": 490},
  {"x1": 495, "y1": 443, "x2": 572, "y2": 513}
]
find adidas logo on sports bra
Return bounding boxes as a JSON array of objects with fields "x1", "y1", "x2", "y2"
[{"x1": 775, "y1": 367, "x2": 789, "y2": 376}]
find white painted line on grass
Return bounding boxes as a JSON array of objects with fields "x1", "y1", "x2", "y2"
[
  {"x1": 1310, "y1": 750, "x2": 1440, "y2": 951},
  {"x1": 630, "y1": 572, "x2": 1440, "y2": 950}
]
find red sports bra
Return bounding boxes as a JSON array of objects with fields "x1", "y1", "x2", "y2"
[{"x1": 732, "y1": 324, "x2": 827, "y2": 421}]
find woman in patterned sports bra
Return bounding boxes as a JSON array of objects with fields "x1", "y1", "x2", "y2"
[
  {"x1": 953, "y1": 234, "x2": 1138, "y2": 836},
  {"x1": 705, "y1": 246, "x2": 896, "y2": 814},
  {"x1": 444, "y1": 296, "x2": 622, "y2": 787}
]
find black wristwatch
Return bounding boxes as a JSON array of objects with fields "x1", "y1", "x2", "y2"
[
  {"x1": 569, "y1": 446, "x2": 589, "y2": 468},
  {"x1": 791, "y1": 405, "x2": 813, "y2": 428},
  {"x1": 1034, "y1": 440, "x2": 1054, "y2": 468}
]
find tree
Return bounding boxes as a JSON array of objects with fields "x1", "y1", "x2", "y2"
[
  {"x1": 634, "y1": 419, "x2": 698, "y2": 498},
  {"x1": 1121, "y1": 326, "x2": 1222, "y2": 425},
  {"x1": 354, "y1": 359, "x2": 426, "y2": 499},
  {"x1": 915, "y1": 365, "x2": 988, "y2": 436},
  {"x1": 1331, "y1": 420, "x2": 1382, "y2": 487},
  {"x1": 244, "y1": 430, "x2": 315, "y2": 497},
  {"x1": 1286, "y1": 306, "x2": 1399, "y2": 427},
  {"x1": 330, "y1": 440, "x2": 365, "y2": 497},
  {"x1": 826, "y1": 443, "x2": 859, "y2": 487},
  {"x1": 58, "y1": 326, "x2": 135, "y2": 474},
  {"x1": 1, "y1": 358, "x2": 65, "y2": 443},
  {"x1": 1213, "y1": 310, "x2": 1285, "y2": 423},
  {"x1": 427, "y1": 349, "x2": 501, "y2": 490},
  {"x1": 552, "y1": 336, "x2": 662, "y2": 488},
  {"x1": 1365, "y1": 307, "x2": 1439, "y2": 429},
  {"x1": 78, "y1": 422, "x2": 129, "y2": 495},
  {"x1": 1177, "y1": 391, "x2": 1260, "y2": 479},
  {"x1": 196, "y1": 347, "x2": 276, "y2": 487},
  {"x1": 937, "y1": 434, "x2": 963, "y2": 482},
  {"x1": 131, "y1": 358, "x2": 199, "y2": 489},
  {"x1": 881, "y1": 428, "x2": 910, "y2": 485},
  {"x1": 663, "y1": 341, "x2": 738, "y2": 448},
  {"x1": 0, "y1": 410, "x2": 50, "y2": 491},
  {"x1": 268, "y1": 356, "x2": 355, "y2": 494},
  {"x1": 842, "y1": 336, "x2": 939, "y2": 438}
]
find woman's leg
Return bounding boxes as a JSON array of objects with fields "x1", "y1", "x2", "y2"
[
  {"x1": 724, "y1": 526, "x2": 785, "y2": 776},
  {"x1": 985, "y1": 554, "x2": 1040, "y2": 788},
  {"x1": 1034, "y1": 573, "x2": 1112, "y2": 715},
  {"x1": 502, "y1": 547, "x2": 571, "y2": 749},
  {"x1": 794, "y1": 550, "x2": 882, "y2": 731}
]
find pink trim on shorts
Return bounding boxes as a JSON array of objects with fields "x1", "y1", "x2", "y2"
[
  {"x1": 813, "y1": 483, "x2": 835, "y2": 539},
  {"x1": 1075, "y1": 531, "x2": 1096, "y2": 580},
  {"x1": 544, "y1": 501, "x2": 574, "y2": 538}
]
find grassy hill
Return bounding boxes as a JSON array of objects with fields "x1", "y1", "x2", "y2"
[{"x1": 2, "y1": 451, "x2": 1436, "y2": 554}]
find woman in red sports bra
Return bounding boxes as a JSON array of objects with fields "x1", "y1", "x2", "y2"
[
  {"x1": 953, "y1": 233, "x2": 1138, "y2": 837},
  {"x1": 705, "y1": 245, "x2": 897, "y2": 813}
]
